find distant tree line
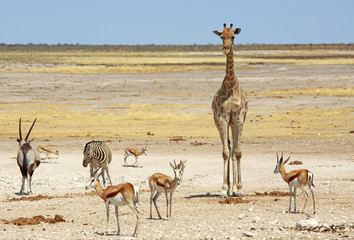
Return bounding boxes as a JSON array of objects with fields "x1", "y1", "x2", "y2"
[{"x1": 0, "y1": 43, "x2": 352, "y2": 52}]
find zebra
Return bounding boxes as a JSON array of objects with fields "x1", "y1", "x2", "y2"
[{"x1": 82, "y1": 141, "x2": 113, "y2": 186}]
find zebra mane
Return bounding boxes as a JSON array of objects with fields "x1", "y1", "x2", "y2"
[{"x1": 85, "y1": 141, "x2": 103, "y2": 150}]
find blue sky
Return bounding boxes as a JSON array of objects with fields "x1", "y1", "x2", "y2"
[{"x1": 1, "y1": 0, "x2": 353, "y2": 45}]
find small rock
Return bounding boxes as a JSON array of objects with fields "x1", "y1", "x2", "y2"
[
  {"x1": 243, "y1": 231, "x2": 256, "y2": 237},
  {"x1": 248, "y1": 207, "x2": 254, "y2": 212},
  {"x1": 80, "y1": 231, "x2": 89, "y2": 235},
  {"x1": 252, "y1": 216, "x2": 261, "y2": 223},
  {"x1": 269, "y1": 219, "x2": 279, "y2": 225},
  {"x1": 296, "y1": 218, "x2": 319, "y2": 230},
  {"x1": 238, "y1": 214, "x2": 245, "y2": 219}
]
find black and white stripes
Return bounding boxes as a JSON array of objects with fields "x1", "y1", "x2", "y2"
[{"x1": 83, "y1": 141, "x2": 112, "y2": 186}]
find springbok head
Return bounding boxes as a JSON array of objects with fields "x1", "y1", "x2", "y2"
[
  {"x1": 85, "y1": 167, "x2": 100, "y2": 190},
  {"x1": 17, "y1": 118, "x2": 37, "y2": 147},
  {"x1": 142, "y1": 146, "x2": 147, "y2": 155},
  {"x1": 273, "y1": 152, "x2": 291, "y2": 174},
  {"x1": 213, "y1": 23, "x2": 241, "y2": 55},
  {"x1": 170, "y1": 160, "x2": 187, "y2": 185}
]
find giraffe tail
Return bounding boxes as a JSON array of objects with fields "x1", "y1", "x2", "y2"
[{"x1": 227, "y1": 127, "x2": 231, "y2": 151}]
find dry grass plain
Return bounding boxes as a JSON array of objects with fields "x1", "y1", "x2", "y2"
[{"x1": 0, "y1": 44, "x2": 353, "y2": 239}]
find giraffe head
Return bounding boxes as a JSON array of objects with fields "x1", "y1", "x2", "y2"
[{"x1": 213, "y1": 23, "x2": 241, "y2": 55}]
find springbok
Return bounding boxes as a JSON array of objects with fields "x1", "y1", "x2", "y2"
[
  {"x1": 37, "y1": 145, "x2": 59, "y2": 162},
  {"x1": 273, "y1": 153, "x2": 316, "y2": 214},
  {"x1": 85, "y1": 168, "x2": 140, "y2": 237},
  {"x1": 123, "y1": 146, "x2": 147, "y2": 167},
  {"x1": 16, "y1": 118, "x2": 41, "y2": 195},
  {"x1": 149, "y1": 160, "x2": 186, "y2": 219}
]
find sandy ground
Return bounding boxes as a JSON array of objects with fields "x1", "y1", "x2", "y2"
[{"x1": 0, "y1": 64, "x2": 353, "y2": 239}]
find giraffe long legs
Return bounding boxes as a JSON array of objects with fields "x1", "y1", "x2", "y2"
[
  {"x1": 231, "y1": 120, "x2": 245, "y2": 197},
  {"x1": 215, "y1": 120, "x2": 230, "y2": 197}
]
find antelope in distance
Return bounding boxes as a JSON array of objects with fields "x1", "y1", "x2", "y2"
[
  {"x1": 273, "y1": 153, "x2": 316, "y2": 214},
  {"x1": 123, "y1": 146, "x2": 147, "y2": 167},
  {"x1": 85, "y1": 168, "x2": 140, "y2": 237},
  {"x1": 83, "y1": 141, "x2": 112, "y2": 187},
  {"x1": 37, "y1": 145, "x2": 59, "y2": 162},
  {"x1": 149, "y1": 160, "x2": 186, "y2": 219},
  {"x1": 16, "y1": 118, "x2": 41, "y2": 195}
]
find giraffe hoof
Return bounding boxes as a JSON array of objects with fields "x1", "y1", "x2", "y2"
[
  {"x1": 232, "y1": 192, "x2": 244, "y2": 197},
  {"x1": 221, "y1": 189, "x2": 228, "y2": 197}
]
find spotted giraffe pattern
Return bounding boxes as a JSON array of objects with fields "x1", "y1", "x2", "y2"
[{"x1": 211, "y1": 24, "x2": 248, "y2": 197}]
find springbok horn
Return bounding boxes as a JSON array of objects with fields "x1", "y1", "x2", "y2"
[
  {"x1": 19, "y1": 118, "x2": 23, "y2": 141},
  {"x1": 180, "y1": 160, "x2": 185, "y2": 170},
  {"x1": 93, "y1": 167, "x2": 101, "y2": 178},
  {"x1": 25, "y1": 118, "x2": 37, "y2": 141},
  {"x1": 276, "y1": 152, "x2": 279, "y2": 162},
  {"x1": 280, "y1": 152, "x2": 284, "y2": 162},
  {"x1": 284, "y1": 156, "x2": 291, "y2": 164},
  {"x1": 174, "y1": 159, "x2": 177, "y2": 168}
]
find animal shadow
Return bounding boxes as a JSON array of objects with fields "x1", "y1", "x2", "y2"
[
  {"x1": 94, "y1": 231, "x2": 134, "y2": 239},
  {"x1": 122, "y1": 164, "x2": 143, "y2": 168},
  {"x1": 40, "y1": 160, "x2": 58, "y2": 164},
  {"x1": 14, "y1": 192, "x2": 26, "y2": 196},
  {"x1": 185, "y1": 192, "x2": 221, "y2": 199}
]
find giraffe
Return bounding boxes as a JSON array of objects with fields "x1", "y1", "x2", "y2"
[{"x1": 211, "y1": 23, "x2": 248, "y2": 197}]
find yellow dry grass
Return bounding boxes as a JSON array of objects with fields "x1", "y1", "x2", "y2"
[
  {"x1": 1, "y1": 101, "x2": 352, "y2": 140},
  {"x1": 245, "y1": 107, "x2": 353, "y2": 139},
  {"x1": 0, "y1": 48, "x2": 352, "y2": 140},
  {"x1": 0, "y1": 49, "x2": 353, "y2": 74},
  {"x1": 252, "y1": 87, "x2": 354, "y2": 97}
]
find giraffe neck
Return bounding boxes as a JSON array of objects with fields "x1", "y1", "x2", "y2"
[{"x1": 224, "y1": 46, "x2": 239, "y2": 92}]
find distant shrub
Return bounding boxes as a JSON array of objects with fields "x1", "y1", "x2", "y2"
[{"x1": 0, "y1": 43, "x2": 352, "y2": 52}]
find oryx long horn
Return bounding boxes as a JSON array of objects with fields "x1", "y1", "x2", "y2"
[
  {"x1": 19, "y1": 118, "x2": 23, "y2": 141},
  {"x1": 25, "y1": 118, "x2": 37, "y2": 141}
]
